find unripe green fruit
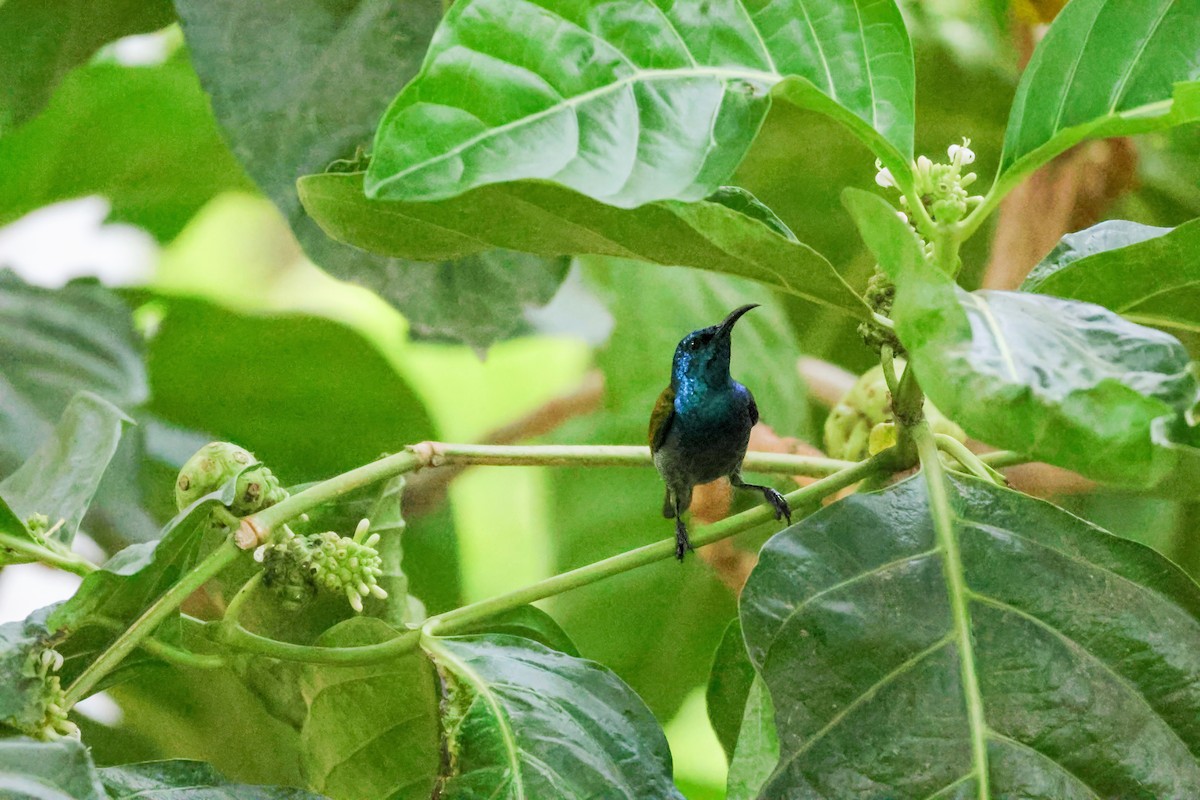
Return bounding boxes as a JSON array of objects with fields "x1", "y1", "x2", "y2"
[
  {"x1": 175, "y1": 441, "x2": 287, "y2": 514},
  {"x1": 824, "y1": 363, "x2": 967, "y2": 461}
]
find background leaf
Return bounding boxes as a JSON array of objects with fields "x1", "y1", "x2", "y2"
[
  {"x1": 725, "y1": 677, "x2": 778, "y2": 800},
  {"x1": 997, "y1": 0, "x2": 1200, "y2": 188},
  {"x1": 100, "y1": 760, "x2": 325, "y2": 799},
  {"x1": 846, "y1": 188, "x2": 1200, "y2": 488},
  {"x1": 741, "y1": 474, "x2": 1200, "y2": 798},
  {"x1": 706, "y1": 619, "x2": 757, "y2": 759},
  {"x1": 0, "y1": 56, "x2": 251, "y2": 240},
  {"x1": 366, "y1": 0, "x2": 914, "y2": 206},
  {"x1": 174, "y1": 0, "x2": 568, "y2": 349},
  {"x1": 0, "y1": 393, "x2": 131, "y2": 548},
  {"x1": 0, "y1": 0, "x2": 174, "y2": 132},
  {"x1": 428, "y1": 633, "x2": 684, "y2": 798},
  {"x1": 301, "y1": 174, "x2": 869, "y2": 317},
  {"x1": 1023, "y1": 218, "x2": 1200, "y2": 335},
  {"x1": 0, "y1": 737, "x2": 106, "y2": 800}
]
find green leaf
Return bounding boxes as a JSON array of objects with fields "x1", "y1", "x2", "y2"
[
  {"x1": 997, "y1": 0, "x2": 1200, "y2": 191},
  {"x1": 365, "y1": 0, "x2": 914, "y2": 206},
  {"x1": 1023, "y1": 218, "x2": 1200, "y2": 335},
  {"x1": 0, "y1": 273, "x2": 145, "y2": 476},
  {"x1": 0, "y1": 393, "x2": 131, "y2": 549},
  {"x1": 426, "y1": 634, "x2": 684, "y2": 798},
  {"x1": 300, "y1": 617, "x2": 440, "y2": 800},
  {"x1": 0, "y1": 56, "x2": 251, "y2": 240},
  {"x1": 844, "y1": 188, "x2": 1200, "y2": 488},
  {"x1": 454, "y1": 605, "x2": 580, "y2": 657},
  {"x1": 100, "y1": 760, "x2": 326, "y2": 799},
  {"x1": 175, "y1": 0, "x2": 568, "y2": 349},
  {"x1": 741, "y1": 474, "x2": 1200, "y2": 798},
  {"x1": 725, "y1": 677, "x2": 778, "y2": 800},
  {"x1": 0, "y1": 737, "x2": 105, "y2": 800},
  {"x1": 0, "y1": 0, "x2": 174, "y2": 132},
  {"x1": 141, "y1": 294, "x2": 436, "y2": 481},
  {"x1": 707, "y1": 619, "x2": 757, "y2": 758},
  {"x1": 300, "y1": 174, "x2": 869, "y2": 317}
]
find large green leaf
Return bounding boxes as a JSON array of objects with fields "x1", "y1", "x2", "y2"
[
  {"x1": 426, "y1": 634, "x2": 683, "y2": 798},
  {"x1": 366, "y1": 0, "x2": 914, "y2": 207},
  {"x1": 0, "y1": 0, "x2": 173, "y2": 131},
  {"x1": 997, "y1": 0, "x2": 1200, "y2": 191},
  {"x1": 0, "y1": 273, "x2": 145, "y2": 476},
  {"x1": 0, "y1": 737, "x2": 105, "y2": 800},
  {"x1": 1023, "y1": 218, "x2": 1200, "y2": 335},
  {"x1": 175, "y1": 0, "x2": 568, "y2": 349},
  {"x1": 741, "y1": 474, "x2": 1200, "y2": 798},
  {"x1": 142, "y1": 295, "x2": 436, "y2": 481},
  {"x1": 0, "y1": 393, "x2": 131, "y2": 550},
  {"x1": 707, "y1": 619, "x2": 757, "y2": 759},
  {"x1": 845, "y1": 188, "x2": 1200, "y2": 488},
  {"x1": 100, "y1": 760, "x2": 325, "y2": 799},
  {"x1": 0, "y1": 56, "x2": 251, "y2": 240},
  {"x1": 300, "y1": 618, "x2": 441, "y2": 800},
  {"x1": 725, "y1": 677, "x2": 778, "y2": 800},
  {"x1": 300, "y1": 174, "x2": 869, "y2": 317}
]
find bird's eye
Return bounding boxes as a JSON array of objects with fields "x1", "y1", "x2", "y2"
[{"x1": 688, "y1": 339, "x2": 701, "y2": 350}]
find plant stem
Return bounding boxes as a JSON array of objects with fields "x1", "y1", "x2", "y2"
[
  {"x1": 916, "y1": 425, "x2": 990, "y2": 800},
  {"x1": 89, "y1": 616, "x2": 226, "y2": 670},
  {"x1": 935, "y1": 435, "x2": 1005, "y2": 485},
  {"x1": 0, "y1": 532, "x2": 97, "y2": 577},
  {"x1": 219, "y1": 456, "x2": 887, "y2": 664},
  {"x1": 978, "y1": 450, "x2": 1028, "y2": 469},
  {"x1": 222, "y1": 572, "x2": 263, "y2": 630},
  {"x1": 64, "y1": 539, "x2": 243, "y2": 705}
]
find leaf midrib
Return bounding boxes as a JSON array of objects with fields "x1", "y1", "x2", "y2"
[{"x1": 369, "y1": 66, "x2": 780, "y2": 196}]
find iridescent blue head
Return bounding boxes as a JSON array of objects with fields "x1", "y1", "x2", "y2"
[{"x1": 670, "y1": 304, "x2": 758, "y2": 391}]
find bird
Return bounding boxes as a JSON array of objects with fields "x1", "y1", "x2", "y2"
[{"x1": 648, "y1": 304, "x2": 792, "y2": 561}]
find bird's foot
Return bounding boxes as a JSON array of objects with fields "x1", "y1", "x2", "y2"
[
  {"x1": 674, "y1": 517, "x2": 694, "y2": 562},
  {"x1": 763, "y1": 487, "x2": 792, "y2": 525}
]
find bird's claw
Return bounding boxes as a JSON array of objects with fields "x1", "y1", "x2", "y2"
[
  {"x1": 674, "y1": 518, "x2": 694, "y2": 562},
  {"x1": 764, "y1": 487, "x2": 792, "y2": 525}
]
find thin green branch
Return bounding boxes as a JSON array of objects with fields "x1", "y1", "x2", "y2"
[
  {"x1": 978, "y1": 450, "x2": 1029, "y2": 469},
  {"x1": 218, "y1": 456, "x2": 888, "y2": 665},
  {"x1": 0, "y1": 532, "x2": 97, "y2": 577},
  {"x1": 64, "y1": 539, "x2": 243, "y2": 704},
  {"x1": 935, "y1": 435, "x2": 1005, "y2": 486},
  {"x1": 88, "y1": 616, "x2": 225, "y2": 670}
]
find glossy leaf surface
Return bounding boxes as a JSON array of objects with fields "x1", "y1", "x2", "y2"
[
  {"x1": 0, "y1": 393, "x2": 130, "y2": 548},
  {"x1": 726, "y1": 677, "x2": 778, "y2": 800},
  {"x1": 176, "y1": 0, "x2": 568, "y2": 349},
  {"x1": 0, "y1": 737, "x2": 105, "y2": 800},
  {"x1": 428, "y1": 634, "x2": 683, "y2": 798},
  {"x1": 367, "y1": 0, "x2": 914, "y2": 206},
  {"x1": 100, "y1": 760, "x2": 325, "y2": 799},
  {"x1": 998, "y1": 0, "x2": 1200, "y2": 187},
  {"x1": 1023, "y1": 218, "x2": 1200, "y2": 335},
  {"x1": 846, "y1": 188, "x2": 1200, "y2": 488},
  {"x1": 741, "y1": 475, "x2": 1200, "y2": 798},
  {"x1": 301, "y1": 174, "x2": 869, "y2": 316}
]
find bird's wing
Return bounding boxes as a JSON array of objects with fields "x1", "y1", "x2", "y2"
[
  {"x1": 747, "y1": 387, "x2": 760, "y2": 426},
  {"x1": 648, "y1": 385, "x2": 676, "y2": 452}
]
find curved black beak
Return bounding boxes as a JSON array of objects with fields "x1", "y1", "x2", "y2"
[{"x1": 716, "y1": 304, "x2": 759, "y2": 338}]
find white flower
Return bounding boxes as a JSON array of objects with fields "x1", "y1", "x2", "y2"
[
  {"x1": 874, "y1": 159, "x2": 896, "y2": 189},
  {"x1": 916, "y1": 155, "x2": 933, "y2": 173},
  {"x1": 948, "y1": 138, "x2": 975, "y2": 166},
  {"x1": 896, "y1": 211, "x2": 909, "y2": 224}
]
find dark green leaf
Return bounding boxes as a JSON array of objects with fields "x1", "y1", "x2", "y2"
[
  {"x1": 997, "y1": 0, "x2": 1200, "y2": 189},
  {"x1": 707, "y1": 619, "x2": 757, "y2": 758},
  {"x1": 427, "y1": 634, "x2": 683, "y2": 798},
  {"x1": 300, "y1": 174, "x2": 869, "y2": 317},
  {"x1": 0, "y1": 393, "x2": 131, "y2": 548},
  {"x1": 1023, "y1": 218, "x2": 1200, "y2": 335},
  {"x1": 175, "y1": 0, "x2": 568, "y2": 349},
  {"x1": 725, "y1": 677, "x2": 778, "y2": 800},
  {"x1": 454, "y1": 605, "x2": 579, "y2": 657},
  {"x1": 0, "y1": 56, "x2": 251, "y2": 240},
  {"x1": 100, "y1": 760, "x2": 325, "y2": 799},
  {"x1": 0, "y1": 0, "x2": 173, "y2": 131},
  {"x1": 366, "y1": 0, "x2": 914, "y2": 206},
  {"x1": 366, "y1": 476, "x2": 414, "y2": 626},
  {"x1": 0, "y1": 608, "x2": 59, "y2": 738},
  {"x1": 0, "y1": 273, "x2": 145, "y2": 477},
  {"x1": 300, "y1": 618, "x2": 440, "y2": 800},
  {"x1": 0, "y1": 737, "x2": 105, "y2": 800},
  {"x1": 845, "y1": 187, "x2": 1200, "y2": 488},
  {"x1": 741, "y1": 474, "x2": 1200, "y2": 798},
  {"x1": 142, "y1": 295, "x2": 436, "y2": 481}
]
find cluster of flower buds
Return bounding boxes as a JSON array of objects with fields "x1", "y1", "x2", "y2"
[
  {"x1": 175, "y1": 441, "x2": 289, "y2": 515},
  {"x1": 824, "y1": 363, "x2": 967, "y2": 462},
  {"x1": 875, "y1": 138, "x2": 984, "y2": 226},
  {"x1": 22, "y1": 648, "x2": 77, "y2": 740},
  {"x1": 259, "y1": 519, "x2": 387, "y2": 613}
]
